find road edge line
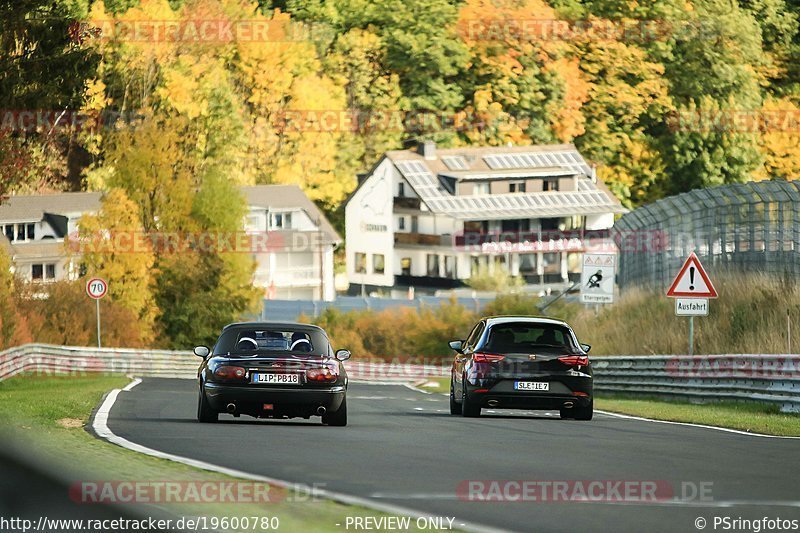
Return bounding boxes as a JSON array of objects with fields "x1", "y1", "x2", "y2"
[
  {"x1": 91, "y1": 379, "x2": 508, "y2": 533},
  {"x1": 595, "y1": 409, "x2": 800, "y2": 439}
]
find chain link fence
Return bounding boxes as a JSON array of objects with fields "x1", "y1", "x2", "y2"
[{"x1": 614, "y1": 180, "x2": 800, "y2": 290}]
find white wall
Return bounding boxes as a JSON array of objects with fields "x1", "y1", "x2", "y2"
[{"x1": 345, "y1": 158, "x2": 396, "y2": 288}]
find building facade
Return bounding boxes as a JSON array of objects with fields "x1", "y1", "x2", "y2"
[
  {"x1": 345, "y1": 142, "x2": 625, "y2": 295},
  {"x1": 0, "y1": 186, "x2": 340, "y2": 301}
]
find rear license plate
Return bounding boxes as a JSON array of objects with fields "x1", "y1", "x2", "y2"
[
  {"x1": 251, "y1": 373, "x2": 301, "y2": 385},
  {"x1": 514, "y1": 381, "x2": 549, "y2": 391}
]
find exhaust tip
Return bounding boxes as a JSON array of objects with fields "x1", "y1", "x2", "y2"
[
  {"x1": 563, "y1": 401, "x2": 574, "y2": 409},
  {"x1": 316, "y1": 406, "x2": 327, "y2": 415},
  {"x1": 226, "y1": 403, "x2": 237, "y2": 413},
  {"x1": 487, "y1": 400, "x2": 499, "y2": 407}
]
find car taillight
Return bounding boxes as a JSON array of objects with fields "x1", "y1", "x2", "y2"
[
  {"x1": 213, "y1": 366, "x2": 246, "y2": 381},
  {"x1": 306, "y1": 363, "x2": 339, "y2": 383},
  {"x1": 558, "y1": 355, "x2": 589, "y2": 366},
  {"x1": 473, "y1": 353, "x2": 505, "y2": 363}
]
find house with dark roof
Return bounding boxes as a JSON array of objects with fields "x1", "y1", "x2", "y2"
[
  {"x1": 0, "y1": 186, "x2": 341, "y2": 301},
  {"x1": 344, "y1": 141, "x2": 626, "y2": 295},
  {"x1": 0, "y1": 192, "x2": 102, "y2": 282}
]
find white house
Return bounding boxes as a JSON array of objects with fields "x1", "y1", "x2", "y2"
[
  {"x1": 241, "y1": 185, "x2": 340, "y2": 301},
  {"x1": 0, "y1": 186, "x2": 341, "y2": 301},
  {"x1": 344, "y1": 141, "x2": 626, "y2": 296}
]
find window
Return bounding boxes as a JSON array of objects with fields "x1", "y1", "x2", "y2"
[
  {"x1": 519, "y1": 253, "x2": 537, "y2": 274},
  {"x1": 31, "y1": 263, "x2": 56, "y2": 280},
  {"x1": 354, "y1": 252, "x2": 367, "y2": 274},
  {"x1": 543, "y1": 252, "x2": 561, "y2": 274},
  {"x1": 401, "y1": 257, "x2": 412, "y2": 276},
  {"x1": 373, "y1": 254, "x2": 385, "y2": 274},
  {"x1": 398, "y1": 182, "x2": 405, "y2": 197},
  {"x1": 540, "y1": 218, "x2": 562, "y2": 231},
  {"x1": 4, "y1": 225, "x2": 12, "y2": 240},
  {"x1": 398, "y1": 216, "x2": 406, "y2": 230},
  {"x1": 444, "y1": 256, "x2": 455, "y2": 279},
  {"x1": 26, "y1": 224, "x2": 35, "y2": 240},
  {"x1": 543, "y1": 177, "x2": 559, "y2": 191},
  {"x1": 473, "y1": 183, "x2": 490, "y2": 195},
  {"x1": 465, "y1": 322, "x2": 486, "y2": 350},
  {"x1": 426, "y1": 254, "x2": 440, "y2": 277},
  {"x1": 16, "y1": 225, "x2": 24, "y2": 241},
  {"x1": 271, "y1": 213, "x2": 292, "y2": 229},
  {"x1": 509, "y1": 182, "x2": 526, "y2": 193},
  {"x1": 411, "y1": 216, "x2": 419, "y2": 233}
]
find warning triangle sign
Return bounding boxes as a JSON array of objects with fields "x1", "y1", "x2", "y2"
[{"x1": 666, "y1": 252, "x2": 718, "y2": 298}]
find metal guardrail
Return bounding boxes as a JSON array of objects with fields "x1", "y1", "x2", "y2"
[
  {"x1": 1, "y1": 345, "x2": 798, "y2": 413},
  {"x1": 591, "y1": 355, "x2": 800, "y2": 413}
]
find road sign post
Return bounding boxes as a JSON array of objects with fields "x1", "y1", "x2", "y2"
[
  {"x1": 666, "y1": 253, "x2": 717, "y2": 355},
  {"x1": 86, "y1": 278, "x2": 108, "y2": 348}
]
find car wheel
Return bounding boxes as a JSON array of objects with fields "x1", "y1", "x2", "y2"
[
  {"x1": 449, "y1": 379, "x2": 460, "y2": 415},
  {"x1": 574, "y1": 399, "x2": 593, "y2": 421},
  {"x1": 560, "y1": 400, "x2": 593, "y2": 421},
  {"x1": 461, "y1": 376, "x2": 481, "y2": 418},
  {"x1": 197, "y1": 384, "x2": 218, "y2": 423},
  {"x1": 322, "y1": 396, "x2": 347, "y2": 426}
]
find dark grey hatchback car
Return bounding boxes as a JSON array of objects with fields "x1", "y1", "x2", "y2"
[
  {"x1": 450, "y1": 316, "x2": 593, "y2": 420},
  {"x1": 195, "y1": 322, "x2": 351, "y2": 426}
]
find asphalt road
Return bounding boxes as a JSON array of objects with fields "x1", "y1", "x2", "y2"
[{"x1": 106, "y1": 379, "x2": 800, "y2": 533}]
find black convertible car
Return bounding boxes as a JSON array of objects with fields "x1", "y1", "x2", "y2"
[
  {"x1": 195, "y1": 322, "x2": 350, "y2": 425},
  {"x1": 449, "y1": 316, "x2": 593, "y2": 420}
]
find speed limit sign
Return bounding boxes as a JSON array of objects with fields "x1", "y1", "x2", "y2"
[{"x1": 86, "y1": 277, "x2": 108, "y2": 299}]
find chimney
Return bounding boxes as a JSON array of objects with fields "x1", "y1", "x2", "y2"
[{"x1": 418, "y1": 140, "x2": 436, "y2": 160}]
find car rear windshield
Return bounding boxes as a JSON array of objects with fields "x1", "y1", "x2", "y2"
[
  {"x1": 480, "y1": 323, "x2": 578, "y2": 353},
  {"x1": 213, "y1": 326, "x2": 329, "y2": 356}
]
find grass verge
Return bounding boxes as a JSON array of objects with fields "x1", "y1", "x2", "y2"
[
  {"x1": 0, "y1": 375, "x2": 441, "y2": 532},
  {"x1": 595, "y1": 396, "x2": 800, "y2": 436}
]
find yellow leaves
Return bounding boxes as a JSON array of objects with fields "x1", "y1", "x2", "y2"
[
  {"x1": 547, "y1": 56, "x2": 589, "y2": 141},
  {"x1": 755, "y1": 98, "x2": 800, "y2": 181}
]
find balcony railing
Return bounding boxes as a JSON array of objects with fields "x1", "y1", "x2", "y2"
[
  {"x1": 393, "y1": 197, "x2": 421, "y2": 210},
  {"x1": 394, "y1": 232, "x2": 451, "y2": 246},
  {"x1": 254, "y1": 266, "x2": 320, "y2": 287},
  {"x1": 455, "y1": 229, "x2": 612, "y2": 251}
]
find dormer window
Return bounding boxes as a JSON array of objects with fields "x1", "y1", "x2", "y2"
[
  {"x1": 271, "y1": 212, "x2": 292, "y2": 229},
  {"x1": 543, "y1": 178, "x2": 559, "y2": 192},
  {"x1": 509, "y1": 182, "x2": 526, "y2": 193}
]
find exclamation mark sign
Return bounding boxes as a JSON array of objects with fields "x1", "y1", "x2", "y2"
[{"x1": 689, "y1": 266, "x2": 695, "y2": 291}]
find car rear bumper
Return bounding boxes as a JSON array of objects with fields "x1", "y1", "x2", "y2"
[
  {"x1": 469, "y1": 391, "x2": 591, "y2": 410},
  {"x1": 203, "y1": 382, "x2": 345, "y2": 416}
]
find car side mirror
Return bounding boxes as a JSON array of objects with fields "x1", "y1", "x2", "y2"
[
  {"x1": 194, "y1": 345, "x2": 210, "y2": 358},
  {"x1": 580, "y1": 343, "x2": 591, "y2": 353},
  {"x1": 449, "y1": 340, "x2": 464, "y2": 353},
  {"x1": 335, "y1": 349, "x2": 351, "y2": 361}
]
